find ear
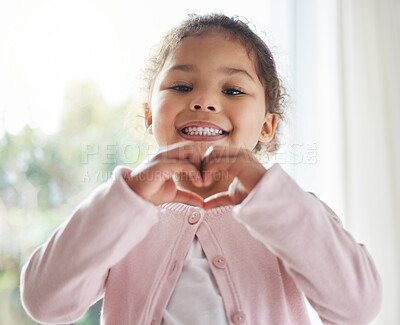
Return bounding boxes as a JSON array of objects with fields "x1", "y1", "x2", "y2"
[
  {"x1": 259, "y1": 113, "x2": 278, "y2": 143},
  {"x1": 144, "y1": 105, "x2": 153, "y2": 134}
]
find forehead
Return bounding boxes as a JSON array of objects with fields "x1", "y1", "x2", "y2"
[{"x1": 163, "y1": 33, "x2": 258, "y2": 75}]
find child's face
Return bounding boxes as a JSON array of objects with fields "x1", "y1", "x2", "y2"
[{"x1": 149, "y1": 32, "x2": 276, "y2": 155}]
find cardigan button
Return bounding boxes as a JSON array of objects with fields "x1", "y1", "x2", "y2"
[
  {"x1": 212, "y1": 255, "x2": 227, "y2": 269},
  {"x1": 188, "y1": 211, "x2": 201, "y2": 224},
  {"x1": 231, "y1": 312, "x2": 246, "y2": 324}
]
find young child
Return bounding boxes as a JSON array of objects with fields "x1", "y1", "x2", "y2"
[{"x1": 20, "y1": 14, "x2": 382, "y2": 325}]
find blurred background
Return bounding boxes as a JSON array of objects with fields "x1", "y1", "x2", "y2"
[{"x1": 0, "y1": 0, "x2": 399, "y2": 324}]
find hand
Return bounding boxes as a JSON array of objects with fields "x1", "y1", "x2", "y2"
[
  {"x1": 202, "y1": 146, "x2": 267, "y2": 209},
  {"x1": 125, "y1": 143, "x2": 204, "y2": 207}
]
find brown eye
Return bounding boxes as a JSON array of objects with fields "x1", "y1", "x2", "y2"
[
  {"x1": 170, "y1": 85, "x2": 192, "y2": 92},
  {"x1": 222, "y1": 88, "x2": 245, "y2": 95}
]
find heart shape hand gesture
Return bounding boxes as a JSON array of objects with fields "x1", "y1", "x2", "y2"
[{"x1": 125, "y1": 143, "x2": 267, "y2": 209}]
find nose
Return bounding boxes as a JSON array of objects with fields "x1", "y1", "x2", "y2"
[
  {"x1": 193, "y1": 104, "x2": 216, "y2": 111},
  {"x1": 190, "y1": 91, "x2": 219, "y2": 112}
]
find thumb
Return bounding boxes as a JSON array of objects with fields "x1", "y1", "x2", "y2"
[
  {"x1": 203, "y1": 192, "x2": 233, "y2": 210},
  {"x1": 173, "y1": 189, "x2": 204, "y2": 207},
  {"x1": 228, "y1": 177, "x2": 248, "y2": 203}
]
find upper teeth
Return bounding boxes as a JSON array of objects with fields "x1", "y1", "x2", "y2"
[{"x1": 181, "y1": 126, "x2": 224, "y2": 136}]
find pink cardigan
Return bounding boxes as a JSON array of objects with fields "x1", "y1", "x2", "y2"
[{"x1": 20, "y1": 164, "x2": 382, "y2": 324}]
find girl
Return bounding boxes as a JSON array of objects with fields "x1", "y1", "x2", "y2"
[{"x1": 20, "y1": 14, "x2": 382, "y2": 325}]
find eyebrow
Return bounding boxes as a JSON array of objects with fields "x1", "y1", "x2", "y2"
[
  {"x1": 219, "y1": 67, "x2": 254, "y2": 81},
  {"x1": 167, "y1": 64, "x2": 254, "y2": 81},
  {"x1": 168, "y1": 64, "x2": 196, "y2": 73}
]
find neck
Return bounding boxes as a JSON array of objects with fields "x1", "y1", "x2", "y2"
[{"x1": 175, "y1": 171, "x2": 234, "y2": 199}]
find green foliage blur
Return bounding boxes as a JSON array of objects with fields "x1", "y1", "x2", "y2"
[{"x1": 0, "y1": 81, "x2": 155, "y2": 324}]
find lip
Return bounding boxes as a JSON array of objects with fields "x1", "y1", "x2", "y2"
[{"x1": 176, "y1": 121, "x2": 229, "y2": 133}]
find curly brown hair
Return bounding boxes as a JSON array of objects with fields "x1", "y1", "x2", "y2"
[{"x1": 141, "y1": 13, "x2": 287, "y2": 153}]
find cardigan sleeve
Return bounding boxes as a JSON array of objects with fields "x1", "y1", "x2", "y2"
[
  {"x1": 233, "y1": 163, "x2": 382, "y2": 325},
  {"x1": 20, "y1": 166, "x2": 159, "y2": 324}
]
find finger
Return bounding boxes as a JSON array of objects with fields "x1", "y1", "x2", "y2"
[
  {"x1": 204, "y1": 182, "x2": 247, "y2": 209},
  {"x1": 202, "y1": 146, "x2": 254, "y2": 170},
  {"x1": 157, "y1": 160, "x2": 203, "y2": 186},
  {"x1": 228, "y1": 178, "x2": 249, "y2": 204},
  {"x1": 203, "y1": 192, "x2": 234, "y2": 209},
  {"x1": 202, "y1": 158, "x2": 243, "y2": 186},
  {"x1": 134, "y1": 160, "x2": 203, "y2": 187},
  {"x1": 157, "y1": 143, "x2": 202, "y2": 170},
  {"x1": 202, "y1": 147, "x2": 235, "y2": 186},
  {"x1": 173, "y1": 189, "x2": 204, "y2": 207},
  {"x1": 203, "y1": 145, "x2": 251, "y2": 159}
]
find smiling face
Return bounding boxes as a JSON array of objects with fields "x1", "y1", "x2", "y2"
[{"x1": 148, "y1": 32, "x2": 277, "y2": 156}]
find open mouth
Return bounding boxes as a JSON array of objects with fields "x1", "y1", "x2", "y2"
[
  {"x1": 177, "y1": 124, "x2": 229, "y2": 141},
  {"x1": 181, "y1": 126, "x2": 226, "y2": 136}
]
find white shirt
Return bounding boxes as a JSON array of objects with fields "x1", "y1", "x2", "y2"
[{"x1": 162, "y1": 236, "x2": 229, "y2": 325}]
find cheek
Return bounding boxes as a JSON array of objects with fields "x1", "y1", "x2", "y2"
[
  {"x1": 152, "y1": 114, "x2": 171, "y2": 146},
  {"x1": 151, "y1": 96, "x2": 179, "y2": 146},
  {"x1": 232, "y1": 105, "x2": 265, "y2": 147}
]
